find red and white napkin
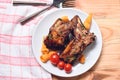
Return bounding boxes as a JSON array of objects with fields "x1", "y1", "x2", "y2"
[{"x1": 0, "y1": 0, "x2": 54, "y2": 80}]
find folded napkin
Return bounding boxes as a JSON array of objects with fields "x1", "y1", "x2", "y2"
[{"x1": 0, "y1": 0, "x2": 54, "y2": 80}]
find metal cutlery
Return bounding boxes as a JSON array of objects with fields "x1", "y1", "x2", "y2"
[
  {"x1": 13, "y1": 0, "x2": 52, "y2": 6},
  {"x1": 14, "y1": 0, "x2": 75, "y2": 24}
]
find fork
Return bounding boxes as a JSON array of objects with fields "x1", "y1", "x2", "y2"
[{"x1": 18, "y1": 0, "x2": 75, "y2": 24}]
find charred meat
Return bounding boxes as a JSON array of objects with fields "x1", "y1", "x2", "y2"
[
  {"x1": 44, "y1": 15, "x2": 96, "y2": 64},
  {"x1": 60, "y1": 15, "x2": 96, "y2": 64},
  {"x1": 44, "y1": 18, "x2": 74, "y2": 50}
]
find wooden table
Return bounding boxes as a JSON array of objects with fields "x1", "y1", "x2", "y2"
[{"x1": 52, "y1": 0, "x2": 120, "y2": 80}]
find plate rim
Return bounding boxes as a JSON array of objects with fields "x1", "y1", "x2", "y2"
[{"x1": 32, "y1": 8, "x2": 103, "y2": 77}]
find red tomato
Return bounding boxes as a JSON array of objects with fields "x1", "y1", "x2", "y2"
[
  {"x1": 50, "y1": 53, "x2": 60, "y2": 65},
  {"x1": 57, "y1": 61, "x2": 65, "y2": 69},
  {"x1": 64, "y1": 63, "x2": 72, "y2": 73}
]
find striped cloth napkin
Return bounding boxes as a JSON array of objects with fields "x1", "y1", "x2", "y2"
[{"x1": 0, "y1": 0, "x2": 54, "y2": 80}]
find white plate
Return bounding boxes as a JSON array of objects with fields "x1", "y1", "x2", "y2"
[{"x1": 32, "y1": 8, "x2": 102, "y2": 77}]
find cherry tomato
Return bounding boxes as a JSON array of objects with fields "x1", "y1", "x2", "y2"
[
  {"x1": 57, "y1": 61, "x2": 65, "y2": 69},
  {"x1": 64, "y1": 63, "x2": 72, "y2": 73},
  {"x1": 50, "y1": 53, "x2": 60, "y2": 65}
]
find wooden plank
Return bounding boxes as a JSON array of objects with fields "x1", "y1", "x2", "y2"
[
  {"x1": 52, "y1": 0, "x2": 120, "y2": 80},
  {"x1": 53, "y1": 70, "x2": 120, "y2": 80}
]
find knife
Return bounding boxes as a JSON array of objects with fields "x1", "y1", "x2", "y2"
[{"x1": 13, "y1": 0, "x2": 53, "y2": 6}]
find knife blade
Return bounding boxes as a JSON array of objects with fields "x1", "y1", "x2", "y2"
[{"x1": 13, "y1": 0, "x2": 53, "y2": 6}]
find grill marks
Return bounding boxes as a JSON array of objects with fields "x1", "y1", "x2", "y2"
[
  {"x1": 44, "y1": 15, "x2": 96, "y2": 64},
  {"x1": 44, "y1": 18, "x2": 73, "y2": 50}
]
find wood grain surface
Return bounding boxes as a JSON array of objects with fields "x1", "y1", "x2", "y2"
[{"x1": 52, "y1": 0, "x2": 120, "y2": 80}]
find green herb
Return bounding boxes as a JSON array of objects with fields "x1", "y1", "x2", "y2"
[{"x1": 48, "y1": 34, "x2": 52, "y2": 39}]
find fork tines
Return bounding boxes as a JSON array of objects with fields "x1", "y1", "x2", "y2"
[{"x1": 62, "y1": 0, "x2": 75, "y2": 8}]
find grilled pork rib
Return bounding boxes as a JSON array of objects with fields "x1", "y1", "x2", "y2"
[
  {"x1": 44, "y1": 15, "x2": 96, "y2": 64},
  {"x1": 60, "y1": 15, "x2": 96, "y2": 64},
  {"x1": 44, "y1": 18, "x2": 74, "y2": 50}
]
